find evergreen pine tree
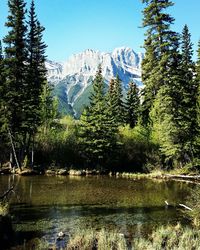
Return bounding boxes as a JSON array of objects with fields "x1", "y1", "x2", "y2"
[
  {"x1": 125, "y1": 82, "x2": 140, "y2": 128},
  {"x1": 112, "y1": 75, "x2": 125, "y2": 125},
  {"x1": 141, "y1": 0, "x2": 179, "y2": 124},
  {"x1": 3, "y1": 0, "x2": 28, "y2": 165},
  {"x1": 0, "y1": 40, "x2": 9, "y2": 163},
  {"x1": 141, "y1": 38, "x2": 157, "y2": 124},
  {"x1": 150, "y1": 85, "x2": 182, "y2": 167},
  {"x1": 107, "y1": 78, "x2": 116, "y2": 119},
  {"x1": 151, "y1": 25, "x2": 198, "y2": 167},
  {"x1": 196, "y1": 40, "x2": 200, "y2": 151},
  {"x1": 196, "y1": 40, "x2": 200, "y2": 85},
  {"x1": 40, "y1": 82, "x2": 57, "y2": 135},
  {"x1": 79, "y1": 66, "x2": 118, "y2": 168},
  {"x1": 0, "y1": 40, "x2": 7, "y2": 134},
  {"x1": 141, "y1": 0, "x2": 198, "y2": 167},
  {"x1": 176, "y1": 25, "x2": 198, "y2": 161},
  {"x1": 25, "y1": 0, "x2": 47, "y2": 152},
  {"x1": 181, "y1": 25, "x2": 194, "y2": 69}
]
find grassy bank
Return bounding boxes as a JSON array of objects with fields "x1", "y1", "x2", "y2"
[
  {"x1": 117, "y1": 168, "x2": 200, "y2": 182},
  {"x1": 23, "y1": 224, "x2": 200, "y2": 250},
  {"x1": 2, "y1": 165, "x2": 200, "y2": 186}
]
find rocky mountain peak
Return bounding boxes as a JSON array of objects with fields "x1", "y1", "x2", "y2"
[{"x1": 46, "y1": 47, "x2": 143, "y2": 117}]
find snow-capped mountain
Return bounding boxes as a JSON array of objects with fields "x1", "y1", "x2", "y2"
[
  {"x1": 45, "y1": 60, "x2": 63, "y2": 84},
  {"x1": 46, "y1": 47, "x2": 143, "y2": 117}
]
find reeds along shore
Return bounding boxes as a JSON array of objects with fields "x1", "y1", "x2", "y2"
[{"x1": 21, "y1": 225, "x2": 200, "y2": 250}]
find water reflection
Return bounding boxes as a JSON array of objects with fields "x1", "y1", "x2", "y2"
[{"x1": 0, "y1": 175, "x2": 193, "y2": 248}]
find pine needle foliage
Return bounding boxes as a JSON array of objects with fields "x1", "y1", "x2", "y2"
[{"x1": 79, "y1": 66, "x2": 119, "y2": 168}]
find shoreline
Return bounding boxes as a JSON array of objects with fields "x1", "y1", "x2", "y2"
[{"x1": 1, "y1": 166, "x2": 200, "y2": 183}]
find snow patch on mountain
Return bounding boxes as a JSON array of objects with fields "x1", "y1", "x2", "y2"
[
  {"x1": 46, "y1": 47, "x2": 143, "y2": 117},
  {"x1": 45, "y1": 60, "x2": 63, "y2": 84},
  {"x1": 46, "y1": 47, "x2": 143, "y2": 86}
]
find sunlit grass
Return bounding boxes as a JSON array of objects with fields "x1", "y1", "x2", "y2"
[
  {"x1": 118, "y1": 170, "x2": 164, "y2": 179},
  {"x1": 67, "y1": 229, "x2": 97, "y2": 250},
  {"x1": 0, "y1": 202, "x2": 9, "y2": 216},
  {"x1": 23, "y1": 225, "x2": 200, "y2": 250},
  {"x1": 133, "y1": 224, "x2": 200, "y2": 250}
]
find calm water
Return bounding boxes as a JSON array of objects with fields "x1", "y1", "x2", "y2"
[{"x1": 0, "y1": 175, "x2": 193, "y2": 248}]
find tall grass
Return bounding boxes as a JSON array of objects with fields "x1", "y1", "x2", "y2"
[
  {"x1": 185, "y1": 186, "x2": 200, "y2": 227},
  {"x1": 133, "y1": 224, "x2": 200, "y2": 250},
  {"x1": 26, "y1": 225, "x2": 200, "y2": 250},
  {"x1": 0, "y1": 202, "x2": 9, "y2": 216}
]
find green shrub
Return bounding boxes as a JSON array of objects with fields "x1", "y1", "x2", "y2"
[{"x1": 118, "y1": 125, "x2": 160, "y2": 172}]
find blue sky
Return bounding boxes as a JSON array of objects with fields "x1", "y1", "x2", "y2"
[{"x1": 0, "y1": 0, "x2": 199, "y2": 62}]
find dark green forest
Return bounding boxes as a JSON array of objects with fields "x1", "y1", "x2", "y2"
[{"x1": 0, "y1": 0, "x2": 200, "y2": 173}]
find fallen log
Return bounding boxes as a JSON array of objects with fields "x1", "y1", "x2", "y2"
[
  {"x1": 164, "y1": 174, "x2": 200, "y2": 181},
  {"x1": 165, "y1": 200, "x2": 193, "y2": 211}
]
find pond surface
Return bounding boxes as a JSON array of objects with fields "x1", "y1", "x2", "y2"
[{"x1": 0, "y1": 175, "x2": 193, "y2": 248}]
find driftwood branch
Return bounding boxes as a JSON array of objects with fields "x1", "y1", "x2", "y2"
[
  {"x1": 0, "y1": 186, "x2": 14, "y2": 201},
  {"x1": 179, "y1": 203, "x2": 193, "y2": 211},
  {"x1": 165, "y1": 200, "x2": 193, "y2": 211}
]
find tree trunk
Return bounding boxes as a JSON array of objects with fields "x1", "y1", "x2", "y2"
[{"x1": 7, "y1": 128, "x2": 21, "y2": 171}]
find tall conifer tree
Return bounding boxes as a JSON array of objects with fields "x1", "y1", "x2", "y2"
[
  {"x1": 40, "y1": 82, "x2": 57, "y2": 135},
  {"x1": 150, "y1": 84, "x2": 181, "y2": 167},
  {"x1": 25, "y1": 0, "x2": 47, "y2": 152},
  {"x1": 196, "y1": 40, "x2": 200, "y2": 85},
  {"x1": 151, "y1": 25, "x2": 198, "y2": 166},
  {"x1": 176, "y1": 25, "x2": 197, "y2": 161},
  {"x1": 3, "y1": 0, "x2": 27, "y2": 165},
  {"x1": 107, "y1": 78, "x2": 117, "y2": 120},
  {"x1": 108, "y1": 78, "x2": 115, "y2": 108},
  {"x1": 141, "y1": 0, "x2": 195, "y2": 166},
  {"x1": 112, "y1": 75, "x2": 125, "y2": 125},
  {"x1": 141, "y1": 0, "x2": 179, "y2": 124},
  {"x1": 196, "y1": 40, "x2": 200, "y2": 150},
  {"x1": 0, "y1": 40, "x2": 9, "y2": 163},
  {"x1": 79, "y1": 66, "x2": 118, "y2": 168},
  {"x1": 125, "y1": 82, "x2": 140, "y2": 128},
  {"x1": 141, "y1": 38, "x2": 157, "y2": 124},
  {"x1": 0, "y1": 41, "x2": 6, "y2": 134}
]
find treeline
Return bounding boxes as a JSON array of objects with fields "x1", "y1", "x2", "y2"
[
  {"x1": 76, "y1": 0, "x2": 200, "y2": 171},
  {"x1": 35, "y1": 71, "x2": 152, "y2": 172},
  {"x1": 1, "y1": 0, "x2": 200, "y2": 173},
  {"x1": 0, "y1": 0, "x2": 54, "y2": 169},
  {"x1": 141, "y1": 0, "x2": 200, "y2": 169}
]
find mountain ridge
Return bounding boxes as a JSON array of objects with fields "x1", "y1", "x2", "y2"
[{"x1": 46, "y1": 47, "x2": 143, "y2": 117}]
